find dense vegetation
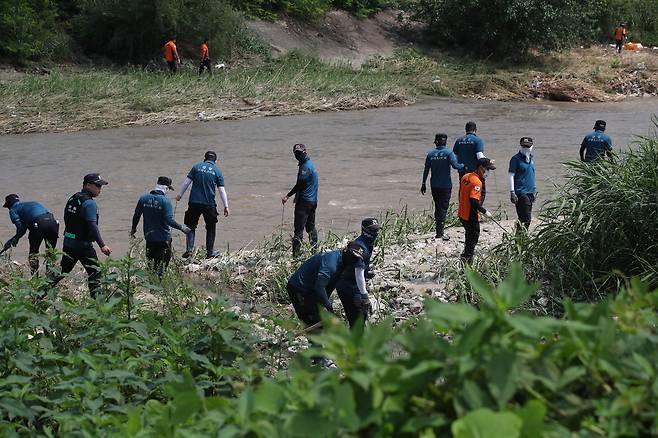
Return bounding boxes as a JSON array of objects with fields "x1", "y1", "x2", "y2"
[{"x1": 1, "y1": 0, "x2": 657, "y2": 63}]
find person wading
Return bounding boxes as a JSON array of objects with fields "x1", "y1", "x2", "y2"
[
  {"x1": 282, "y1": 143, "x2": 319, "y2": 257},
  {"x1": 2, "y1": 194, "x2": 59, "y2": 276},
  {"x1": 176, "y1": 151, "x2": 229, "y2": 258},
  {"x1": 453, "y1": 121, "x2": 492, "y2": 204},
  {"x1": 199, "y1": 37, "x2": 212, "y2": 76},
  {"x1": 131, "y1": 176, "x2": 191, "y2": 278},
  {"x1": 580, "y1": 120, "x2": 613, "y2": 162},
  {"x1": 335, "y1": 218, "x2": 380, "y2": 329},
  {"x1": 509, "y1": 137, "x2": 536, "y2": 230},
  {"x1": 52, "y1": 174, "x2": 112, "y2": 297},
  {"x1": 614, "y1": 22, "x2": 627, "y2": 53},
  {"x1": 421, "y1": 133, "x2": 464, "y2": 240},
  {"x1": 458, "y1": 159, "x2": 495, "y2": 264},
  {"x1": 164, "y1": 35, "x2": 180, "y2": 73},
  {"x1": 287, "y1": 241, "x2": 365, "y2": 367}
]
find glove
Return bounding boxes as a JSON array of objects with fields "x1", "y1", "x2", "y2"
[
  {"x1": 484, "y1": 211, "x2": 493, "y2": 219},
  {"x1": 420, "y1": 184, "x2": 426, "y2": 195},
  {"x1": 181, "y1": 225, "x2": 192, "y2": 234},
  {"x1": 510, "y1": 192, "x2": 518, "y2": 204},
  {"x1": 365, "y1": 270, "x2": 375, "y2": 280}
]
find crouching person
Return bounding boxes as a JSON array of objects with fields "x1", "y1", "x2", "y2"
[
  {"x1": 336, "y1": 218, "x2": 380, "y2": 329},
  {"x1": 131, "y1": 176, "x2": 191, "y2": 278},
  {"x1": 286, "y1": 241, "x2": 365, "y2": 367}
]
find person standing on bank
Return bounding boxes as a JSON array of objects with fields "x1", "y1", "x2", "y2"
[
  {"x1": 509, "y1": 137, "x2": 536, "y2": 230},
  {"x1": 282, "y1": 143, "x2": 319, "y2": 257},
  {"x1": 176, "y1": 151, "x2": 230, "y2": 258},
  {"x1": 335, "y1": 218, "x2": 380, "y2": 329},
  {"x1": 131, "y1": 177, "x2": 191, "y2": 278},
  {"x1": 614, "y1": 22, "x2": 627, "y2": 53},
  {"x1": 580, "y1": 120, "x2": 613, "y2": 162},
  {"x1": 2, "y1": 194, "x2": 59, "y2": 276},
  {"x1": 458, "y1": 159, "x2": 496, "y2": 264},
  {"x1": 421, "y1": 133, "x2": 465, "y2": 240},
  {"x1": 53, "y1": 174, "x2": 112, "y2": 298},
  {"x1": 199, "y1": 37, "x2": 212, "y2": 76},
  {"x1": 164, "y1": 35, "x2": 180, "y2": 74}
]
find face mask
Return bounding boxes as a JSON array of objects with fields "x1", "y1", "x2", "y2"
[
  {"x1": 155, "y1": 184, "x2": 169, "y2": 194},
  {"x1": 520, "y1": 146, "x2": 533, "y2": 161}
]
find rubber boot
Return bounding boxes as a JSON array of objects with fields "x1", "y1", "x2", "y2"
[
  {"x1": 183, "y1": 230, "x2": 195, "y2": 258},
  {"x1": 206, "y1": 228, "x2": 219, "y2": 258}
]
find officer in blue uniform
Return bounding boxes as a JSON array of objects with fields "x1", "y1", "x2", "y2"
[
  {"x1": 509, "y1": 137, "x2": 537, "y2": 230},
  {"x1": 421, "y1": 133, "x2": 465, "y2": 240},
  {"x1": 176, "y1": 151, "x2": 230, "y2": 258},
  {"x1": 453, "y1": 121, "x2": 490, "y2": 204},
  {"x1": 3, "y1": 194, "x2": 59, "y2": 276},
  {"x1": 131, "y1": 176, "x2": 191, "y2": 278},
  {"x1": 335, "y1": 218, "x2": 380, "y2": 329},
  {"x1": 453, "y1": 121, "x2": 486, "y2": 175},
  {"x1": 287, "y1": 241, "x2": 365, "y2": 328},
  {"x1": 580, "y1": 120, "x2": 613, "y2": 162},
  {"x1": 282, "y1": 143, "x2": 319, "y2": 257},
  {"x1": 53, "y1": 173, "x2": 112, "y2": 297}
]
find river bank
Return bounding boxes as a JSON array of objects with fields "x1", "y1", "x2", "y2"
[{"x1": 1, "y1": 45, "x2": 657, "y2": 135}]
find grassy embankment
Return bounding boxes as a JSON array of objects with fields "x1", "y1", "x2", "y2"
[{"x1": 1, "y1": 46, "x2": 657, "y2": 135}]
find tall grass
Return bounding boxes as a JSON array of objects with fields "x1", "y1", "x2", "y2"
[{"x1": 477, "y1": 131, "x2": 658, "y2": 307}]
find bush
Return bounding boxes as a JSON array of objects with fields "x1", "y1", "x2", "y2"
[
  {"x1": 72, "y1": 0, "x2": 258, "y2": 64},
  {"x1": 31, "y1": 266, "x2": 658, "y2": 436},
  {"x1": 0, "y1": 0, "x2": 67, "y2": 61},
  {"x1": 407, "y1": 0, "x2": 603, "y2": 57},
  {"x1": 601, "y1": 0, "x2": 658, "y2": 44}
]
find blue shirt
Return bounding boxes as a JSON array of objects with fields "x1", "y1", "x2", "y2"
[
  {"x1": 63, "y1": 197, "x2": 97, "y2": 248},
  {"x1": 581, "y1": 130, "x2": 613, "y2": 162},
  {"x1": 508, "y1": 152, "x2": 536, "y2": 195},
  {"x1": 423, "y1": 147, "x2": 464, "y2": 189},
  {"x1": 296, "y1": 157, "x2": 319, "y2": 203},
  {"x1": 187, "y1": 160, "x2": 225, "y2": 205},
  {"x1": 9, "y1": 201, "x2": 49, "y2": 239},
  {"x1": 132, "y1": 190, "x2": 184, "y2": 242},
  {"x1": 288, "y1": 249, "x2": 344, "y2": 310},
  {"x1": 336, "y1": 234, "x2": 371, "y2": 294},
  {"x1": 453, "y1": 133, "x2": 485, "y2": 172}
]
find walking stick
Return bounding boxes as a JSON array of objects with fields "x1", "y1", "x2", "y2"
[
  {"x1": 279, "y1": 203, "x2": 285, "y2": 253},
  {"x1": 487, "y1": 215, "x2": 512, "y2": 236},
  {"x1": 174, "y1": 199, "x2": 179, "y2": 217}
]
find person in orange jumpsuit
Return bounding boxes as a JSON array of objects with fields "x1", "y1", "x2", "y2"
[
  {"x1": 458, "y1": 158, "x2": 496, "y2": 264},
  {"x1": 199, "y1": 37, "x2": 212, "y2": 76},
  {"x1": 614, "y1": 23, "x2": 627, "y2": 53},
  {"x1": 164, "y1": 35, "x2": 180, "y2": 73}
]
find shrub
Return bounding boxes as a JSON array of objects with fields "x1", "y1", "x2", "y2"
[
  {"x1": 0, "y1": 0, "x2": 66, "y2": 61},
  {"x1": 406, "y1": 0, "x2": 604, "y2": 57},
  {"x1": 71, "y1": 0, "x2": 259, "y2": 64}
]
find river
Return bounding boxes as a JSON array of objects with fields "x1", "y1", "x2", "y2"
[{"x1": 1, "y1": 97, "x2": 657, "y2": 258}]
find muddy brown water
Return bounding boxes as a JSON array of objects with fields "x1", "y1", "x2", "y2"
[{"x1": 1, "y1": 97, "x2": 657, "y2": 260}]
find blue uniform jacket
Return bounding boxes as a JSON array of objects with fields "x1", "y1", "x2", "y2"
[
  {"x1": 336, "y1": 234, "x2": 372, "y2": 295},
  {"x1": 187, "y1": 160, "x2": 225, "y2": 205},
  {"x1": 288, "y1": 249, "x2": 345, "y2": 310},
  {"x1": 581, "y1": 130, "x2": 613, "y2": 162},
  {"x1": 132, "y1": 190, "x2": 184, "y2": 242},
  {"x1": 296, "y1": 157, "x2": 319, "y2": 203},
  {"x1": 453, "y1": 133, "x2": 485, "y2": 172},
  {"x1": 9, "y1": 201, "x2": 49, "y2": 240},
  {"x1": 509, "y1": 152, "x2": 536, "y2": 195},
  {"x1": 63, "y1": 196, "x2": 97, "y2": 249},
  {"x1": 423, "y1": 146, "x2": 464, "y2": 189}
]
